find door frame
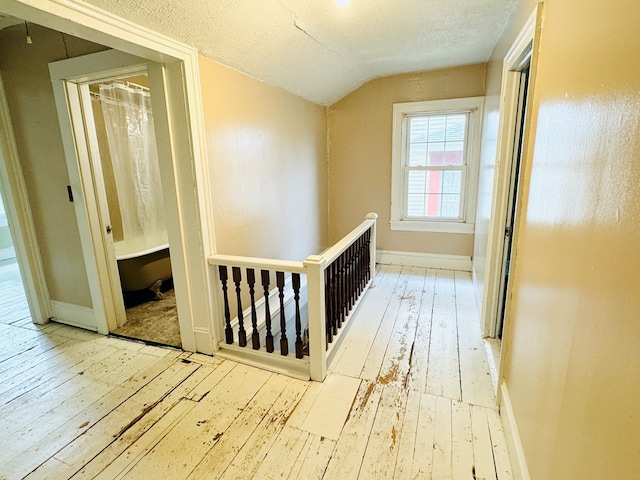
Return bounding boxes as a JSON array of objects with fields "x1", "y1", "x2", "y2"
[
  {"x1": 49, "y1": 51, "x2": 156, "y2": 333},
  {"x1": 480, "y1": 5, "x2": 542, "y2": 340},
  {"x1": 0, "y1": 74, "x2": 51, "y2": 323},
  {"x1": 0, "y1": 0, "x2": 217, "y2": 353}
]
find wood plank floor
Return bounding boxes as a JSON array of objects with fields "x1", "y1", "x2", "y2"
[{"x1": 0, "y1": 264, "x2": 512, "y2": 479}]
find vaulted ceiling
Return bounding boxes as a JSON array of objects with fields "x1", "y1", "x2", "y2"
[{"x1": 5, "y1": 1, "x2": 518, "y2": 104}]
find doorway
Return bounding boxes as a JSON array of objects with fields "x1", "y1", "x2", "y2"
[
  {"x1": 50, "y1": 53, "x2": 181, "y2": 348},
  {"x1": 0, "y1": 186, "x2": 30, "y2": 328},
  {"x1": 495, "y1": 64, "x2": 530, "y2": 338},
  {"x1": 87, "y1": 74, "x2": 180, "y2": 347},
  {"x1": 1, "y1": 0, "x2": 213, "y2": 355},
  {"x1": 480, "y1": 5, "x2": 541, "y2": 392}
]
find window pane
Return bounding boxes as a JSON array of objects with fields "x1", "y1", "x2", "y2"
[
  {"x1": 403, "y1": 110, "x2": 469, "y2": 220},
  {"x1": 407, "y1": 170, "x2": 427, "y2": 194},
  {"x1": 407, "y1": 194, "x2": 425, "y2": 216},
  {"x1": 406, "y1": 168, "x2": 462, "y2": 219},
  {"x1": 409, "y1": 142, "x2": 427, "y2": 166},
  {"x1": 425, "y1": 170, "x2": 441, "y2": 217},
  {"x1": 427, "y1": 142, "x2": 445, "y2": 166},
  {"x1": 427, "y1": 116, "x2": 446, "y2": 142},
  {"x1": 442, "y1": 170, "x2": 462, "y2": 194},
  {"x1": 441, "y1": 194, "x2": 460, "y2": 217},
  {"x1": 408, "y1": 113, "x2": 468, "y2": 168},
  {"x1": 445, "y1": 115, "x2": 466, "y2": 141},
  {"x1": 444, "y1": 141, "x2": 464, "y2": 165},
  {"x1": 409, "y1": 117, "x2": 427, "y2": 143},
  {"x1": 407, "y1": 170, "x2": 426, "y2": 217}
]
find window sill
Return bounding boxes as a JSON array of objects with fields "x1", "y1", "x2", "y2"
[{"x1": 390, "y1": 219, "x2": 475, "y2": 234}]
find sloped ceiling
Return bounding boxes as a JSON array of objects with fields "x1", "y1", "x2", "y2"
[{"x1": 45, "y1": 1, "x2": 519, "y2": 104}]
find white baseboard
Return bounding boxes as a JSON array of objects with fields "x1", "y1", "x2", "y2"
[
  {"x1": 471, "y1": 265, "x2": 483, "y2": 317},
  {"x1": 216, "y1": 344, "x2": 310, "y2": 381},
  {"x1": 50, "y1": 301, "x2": 97, "y2": 332},
  {"x1": 376, "y1": 249, "x2": 471, "y2": 271},
  {"x1": 499, "y1": 383, "x2": 530, "y2": 480},
  {"x1": 192, "y1": 328, "x2": 212, "y2": 355}
]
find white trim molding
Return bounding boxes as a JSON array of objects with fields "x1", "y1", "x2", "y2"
[
  {"x1": 480, "y1": 3, "x2": 543, "y2": 338},
  {"x1": 0, "y1": 73, "x2": 51, "y2": 324},
  {"x1": 500, "y1": 383, "x2": 531, "y2": 480},
  {"x1": 390, "y1": 96, "x2": 484, "y2": 234},
  {"x1": 1, "y1": 0, "x2": 215, "y2": 352},
  {"x1": 50, "y1": 301, "x2": 97, "y2": 332},
  {"x1": 376, "y1": 249, "x2": 471, "y2": 271}
]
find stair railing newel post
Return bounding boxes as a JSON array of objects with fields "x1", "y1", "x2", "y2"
[{"x1": 304, "y1": 254, "x2": 327, "y2": 382}]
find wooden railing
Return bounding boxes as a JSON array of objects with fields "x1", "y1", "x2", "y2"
[{"x1": 208, "y1": 213, "x2": 377, "y2": 381}]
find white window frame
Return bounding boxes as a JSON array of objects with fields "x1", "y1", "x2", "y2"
[{"x1": 390, "y1": 96, "x2": 484, "y2": 234}]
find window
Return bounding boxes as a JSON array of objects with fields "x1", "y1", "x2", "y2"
[{"x1": 391, "y1": 97, "x2": 484, "y2": 233}]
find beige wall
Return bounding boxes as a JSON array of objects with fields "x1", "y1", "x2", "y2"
[
  {"x1": 476, "y1": 1, "x2": 640, "y2": 479},
  {"x1": 199, "y1": 56, "x2": 328, "y2": 261},
  {"x1": 327, "y1": 64, "x2": 486, "y2": 256},
  {"x1": 0, "y1": 23, "x2": 108, "y2": 307}
]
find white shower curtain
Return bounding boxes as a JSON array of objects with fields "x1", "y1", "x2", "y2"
[{"x1": 99, "y1": 82, "x2": 167, "y2": 250}]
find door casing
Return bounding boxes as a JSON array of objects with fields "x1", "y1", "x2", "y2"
[
  {"x1": 1, "y1": 0, "x2": 217, "y2": 353},
  {"x1": 50, "y1": 51, "x2": 158, "y2": 333}
]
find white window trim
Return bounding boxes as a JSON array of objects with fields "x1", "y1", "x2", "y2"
[{"x1": 390, "y1": 96, "x2": 484, "y2": 234}]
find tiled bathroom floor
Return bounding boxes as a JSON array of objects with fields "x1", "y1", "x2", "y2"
[{"x1": 111, "y1": 289, "x2": 181, "y2": 348}]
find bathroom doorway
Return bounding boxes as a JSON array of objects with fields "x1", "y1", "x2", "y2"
[
  {"x1": 50, "y1": 51, "x2": 181, "y2": 348},
  {"x1": 87, "y1": 74, "x2": 180, "y2": 348}
]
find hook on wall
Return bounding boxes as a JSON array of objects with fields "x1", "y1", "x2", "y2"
[{"x1": 24, "y1": 21, "x2": 32, "y2": 44}]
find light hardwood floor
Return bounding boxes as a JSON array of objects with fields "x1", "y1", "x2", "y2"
[{"x1": 0, "y1": 264, "x2": 512, "y2": 479}]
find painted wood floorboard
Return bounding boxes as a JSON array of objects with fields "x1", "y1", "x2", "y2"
[{"x1": 0, "y1": 265, "x2": 513, "y2": 479}]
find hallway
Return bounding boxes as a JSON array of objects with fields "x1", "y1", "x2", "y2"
[
  {"x1": 0, "y1": 265, "x2": 512, "y2": 479},
  {"x1": 0, "y1": 258, "x2": 30, "y2": 330}
]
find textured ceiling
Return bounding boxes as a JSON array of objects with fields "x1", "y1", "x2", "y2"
[{"x1": 32, "y1": 1, "x2": 518, "y2": 104}]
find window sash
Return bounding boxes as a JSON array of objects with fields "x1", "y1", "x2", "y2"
[
  {"x1": 390, "y1": 96, "x2": 483, "y2": 234},
  {"x1": 401, "y1": 113, "x2": 470, "y2": 222}
]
